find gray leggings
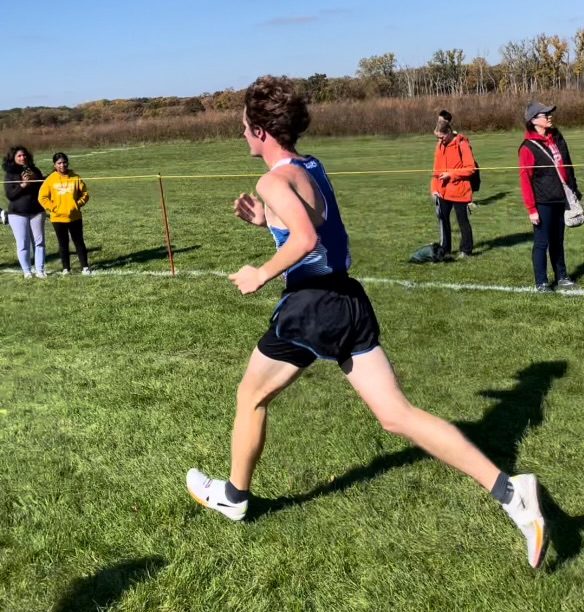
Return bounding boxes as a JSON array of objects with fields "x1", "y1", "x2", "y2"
[{"x1": 8, "y1": 212, "x2": 46, "y2": 273}]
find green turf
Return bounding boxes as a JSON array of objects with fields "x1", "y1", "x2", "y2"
[{"x1": 1, "y1": 133, "x2": 583, "y2": 611}]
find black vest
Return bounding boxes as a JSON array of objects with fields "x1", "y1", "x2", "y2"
[{"x1": 520, "y1": 131, "x2": 575, "y2": 206}]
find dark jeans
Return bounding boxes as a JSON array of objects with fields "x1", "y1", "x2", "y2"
[
  {"x1": 532, "y1": 203, "x2": 567, "y2": 286},
  {"x1": 435, "y1": 198, "x2": 473, "y2": 255},
  {"x1": 52, "y1": 219, "x2": 88, "y2": 270}
]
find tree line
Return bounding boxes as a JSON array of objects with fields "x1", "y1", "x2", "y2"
[
  {"x1": 1, "y1": 28, "x2": 583, "y2": 133},
  {"x1": 315, "y1": 29, "x2": 584, "y2": 100}
]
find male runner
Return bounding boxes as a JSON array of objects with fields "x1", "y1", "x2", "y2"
[{"x1": 187, "y1": 76, "x2": 548, "y2": 569}]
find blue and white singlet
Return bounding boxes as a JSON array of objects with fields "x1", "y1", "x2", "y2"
[{"x1": 268, "y1": 156, "x2": 351, "y2": 287}]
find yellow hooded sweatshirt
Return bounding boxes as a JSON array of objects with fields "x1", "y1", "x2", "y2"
[{"x1": 38, "y1": 171, "x2": 89, "y2": 222}]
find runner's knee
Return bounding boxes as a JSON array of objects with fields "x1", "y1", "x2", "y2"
[
  {"x1": 376, "y1": 400, "x2": 416, "y2": 435},
  {"x1": 236, "y1": 378, "x2": 277, "y2": 410}
]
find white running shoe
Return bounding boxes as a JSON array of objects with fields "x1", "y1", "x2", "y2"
[
  {"x1": 186, "y1": 468, "x2": 247, "y2": 521},
  {"x1": 82, "y1": 267, "x2": 92, "y2": 276},
  {"x1": 502, "y1": 474, "x2": 548, "y2": 568},
  {"x1": 23, "y1": 272, "x2": 33, "y2": 279},
  {"x1": 62, "y1": 269, "x2": 70, "y2": 276},
  {"x1": 35, "y1": 271, "x2": 47, "y2": 279}
]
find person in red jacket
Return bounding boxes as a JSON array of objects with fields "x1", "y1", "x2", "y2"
[
  {"x1": 431, "y1": 111, "x2": 475, "y2": 259},
  {"x1": 519, "y1": 102, "x2": 580, "y2": 292}
]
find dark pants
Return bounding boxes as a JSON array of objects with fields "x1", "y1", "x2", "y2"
[
  {"x1": 435, "y1": 198, "x2": 473, "y2": 255},
  {"x1": 532, "y1": 203, "x2": 567, "y2": 286},
  {"x1": 52, "y1": 219, "x2": 88, "y2": 270}
]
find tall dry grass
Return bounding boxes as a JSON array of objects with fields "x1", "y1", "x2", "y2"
[
  {"x1": 0, "y1": 110, "x2": 241, "y2": 153},
  {"x1": 2, "y1": 90, "x2": 584, "y2": 152},
  {"x1": 310, "y1": 89, "x2": 584, "y2": 136}
]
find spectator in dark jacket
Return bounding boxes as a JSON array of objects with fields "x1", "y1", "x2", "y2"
[
  {"x1": 2, "y1": 146, "x2": 46, "y2": 278},
  {"x1": 519, "y1": 102, "x2": 580, "y2": 292}
]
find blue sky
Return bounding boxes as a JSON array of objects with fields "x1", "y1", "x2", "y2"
[{"x1": 2, "y1": 0, "x2": 582, "y2": 110}]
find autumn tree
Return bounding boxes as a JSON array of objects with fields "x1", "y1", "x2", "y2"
[
  {"x1": 499, "y1": 39, "x2": 536, "y2": 93},
  {"x1": 356, "y1": 52, "x2": 397, "y2": 96},
  {"x1": 533, "y1": 34, "x2": 569, "y2": 89},
  {"x1": 305, "y1": 73, "x2": 331, "y2": 103},
  {"x1": 428, "y1": 49, "x2": 466, "y2": 95},
  {"x1": 573, "y1": 29, "x2": 584, "y2": 89}
]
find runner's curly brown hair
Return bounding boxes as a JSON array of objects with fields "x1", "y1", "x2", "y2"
[{"x1": 244, "y1": 76, "x2": 310, "y2": 149}]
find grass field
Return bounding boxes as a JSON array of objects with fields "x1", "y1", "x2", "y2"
[{"x1": 1, "y1": 132, "x2": 584, "y2": 611}]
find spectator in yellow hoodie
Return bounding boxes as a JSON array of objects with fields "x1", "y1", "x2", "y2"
[{"x1": 38, "y1": 152, "x2": 91, "y2": 275}]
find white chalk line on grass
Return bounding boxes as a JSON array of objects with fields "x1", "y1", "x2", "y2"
[
  {"x1": 359, "y1": 277, "x2": 584, "y2": 295},
  {"x1": 38, "y1": 144, "x2": 147, "y2": 163},
  {"x1": 2, "y1": 267, "x2": 584, "y2": 296}
]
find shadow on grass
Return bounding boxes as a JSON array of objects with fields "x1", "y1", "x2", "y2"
[
  {"x1": 53, "y1": 556, "x2": 166, "y2": 612},
  {"x1": 540, "y1": 484, "x2": 584, "y2": 572},
  {"x1": 0, "y1": 247, "x2": 102, "y2": 270},
  {"x1": 474, "y1": 231, "x2": 532, "y2": 254},
  {"x1": 94, "y1": 244, "x2": 201, "y2": 269},
  {"x1": 475, "y1": 191, "x2": 510, "y2": 206},
  {"x1": 569, "y1": 261, "x2": 584, "y2": 283},
  {"x1": 248, "y1": 360, "x2": 583, "y2": 569}
]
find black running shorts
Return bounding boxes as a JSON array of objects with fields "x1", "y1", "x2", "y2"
[{"x1": 257, "y1": 274, "x2": 380, "y2": 368}]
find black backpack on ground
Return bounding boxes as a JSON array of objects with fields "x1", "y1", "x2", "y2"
[{"x1": 409, "y1": 243, "x2": 446, "y2": 263}]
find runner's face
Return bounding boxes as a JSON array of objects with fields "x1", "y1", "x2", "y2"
[{"x1": 242, "y1": 109, "x2": 262, "y2": 157}]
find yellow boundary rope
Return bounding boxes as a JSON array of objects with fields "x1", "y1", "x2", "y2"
[{"x1": 1, "y1": 163, "x2": 583, "y2": 184}]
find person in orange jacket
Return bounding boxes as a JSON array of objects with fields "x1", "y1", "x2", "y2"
[{"x1": 431, "y1": 111, "x2": 475, "y2": 259}]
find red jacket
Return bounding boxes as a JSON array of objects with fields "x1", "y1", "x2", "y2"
[
  {"x1": 519, "y1": 130, "x2": 570, "y2": 214},
  {"x1": 431, "y1": 133, "x2": 475, "y2": 203}
]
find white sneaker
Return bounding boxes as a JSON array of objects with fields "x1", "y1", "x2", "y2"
[
  {"x1": 82, "y1": 267, "x2": 92, "y2": 276},
  {"x1": 35, "y1": 271, "x2": 47, "y2": 279},
  {"x1": 186, "y1": 468, "x2": 247, "y2": 521},
  {"x1": 502, "y1": 474, "x2": 548, "y2": 568},
  {"x1": 23, "y1": 272, "x2": 33, "y2": 279},
  {"x1": 62, "y1": 269, "x2": 71, "y2": 276}
]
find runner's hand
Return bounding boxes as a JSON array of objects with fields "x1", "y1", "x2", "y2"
[
  {"x1": 529, "y1": 212, "x2": 540, "y2": 225},
  {"x1": 233, "y1": 193, "x2": 266, "y2": 226},
  {"x1": 229, "y1": 265, "x2": 268, "y2": 294}
]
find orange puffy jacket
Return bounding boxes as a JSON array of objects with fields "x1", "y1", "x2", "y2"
[{"x1": 431, "y1": 133, "x2": 475, "y2": 203}]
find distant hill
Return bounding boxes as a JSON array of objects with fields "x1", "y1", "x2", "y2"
[{"x1": 0, "y1": 90, "x2": 245, "y2": 130}]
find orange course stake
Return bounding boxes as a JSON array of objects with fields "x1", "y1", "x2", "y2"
[{"x1": 157, "y1": 174, "x2": 176, "y2": 277}]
